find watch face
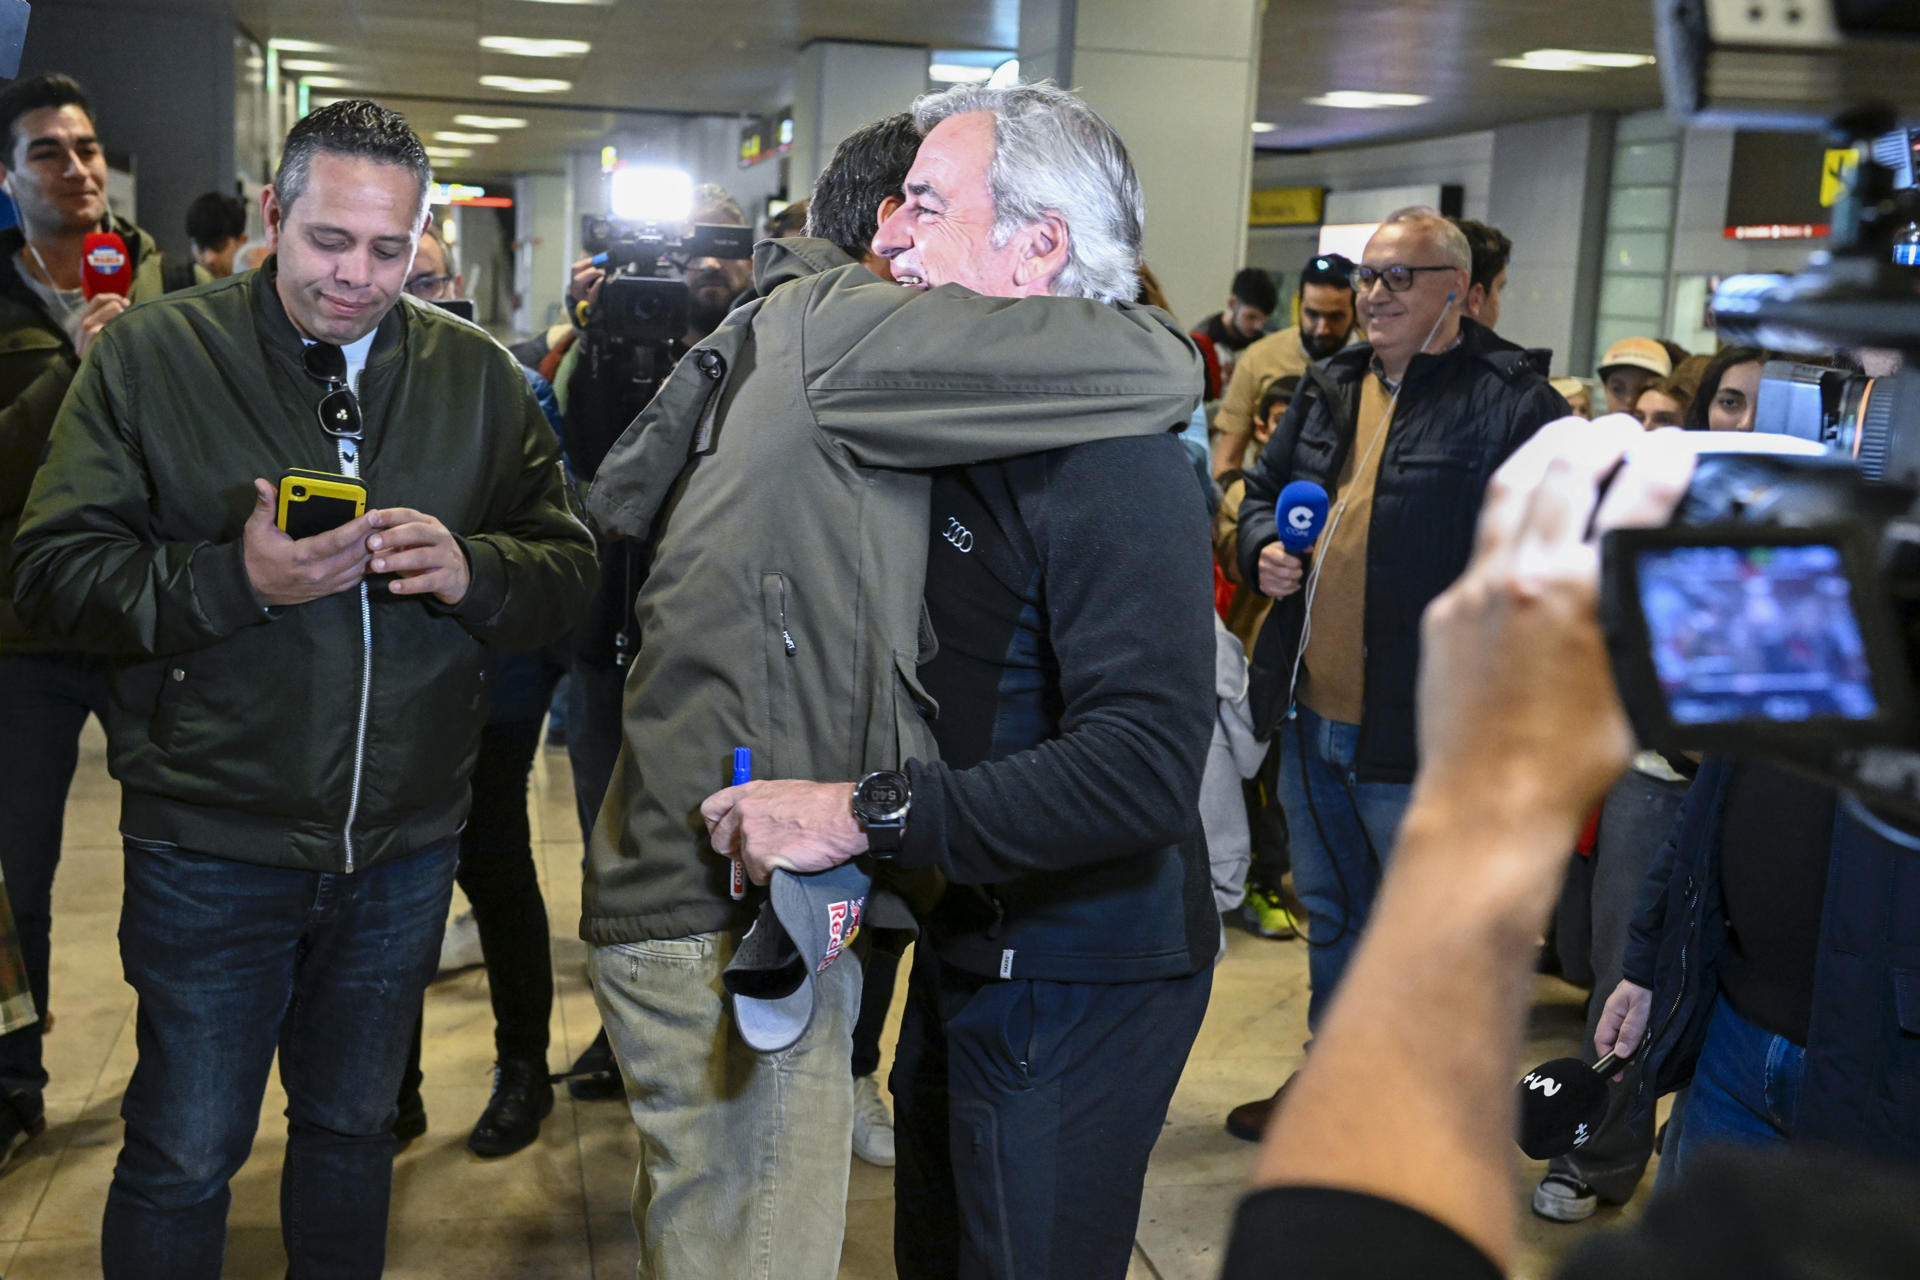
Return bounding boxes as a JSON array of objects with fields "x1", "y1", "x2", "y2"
[{"x1": 858, "y1": 772, "x2": 909, "y2": 820}]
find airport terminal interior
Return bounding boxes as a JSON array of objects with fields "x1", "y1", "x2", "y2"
[{"x1": 0, "y1": 0, "x2": 1915, "y2": 1278}]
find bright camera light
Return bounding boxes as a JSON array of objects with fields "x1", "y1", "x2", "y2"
[{"x1": 610, "y1": 166, "x2": 693, "y2": 225}]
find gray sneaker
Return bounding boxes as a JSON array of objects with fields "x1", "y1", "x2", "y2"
[
  {"x1": 1531, "y1": 1171, "x2": 1598, "y2": 1223},
  {"x1": 852, "y1": 1074, "x2": 895, "y2": 1167},
  {"x1": 437, "y1": 909, "x2": 484, "y2": 976}
]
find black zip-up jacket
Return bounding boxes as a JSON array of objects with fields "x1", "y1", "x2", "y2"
[
  {"x1": 898, "y1": 432, "x2": 1217, "y2": 983},
  {"x1": 1620, "y1": 758, "x2": 1920, "y2": 1163},
  {"x1": 1236, "y1": 318, "x2": 1565, "y2": 779}
]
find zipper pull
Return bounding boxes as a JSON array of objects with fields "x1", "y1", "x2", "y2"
[{"x1": 781, "y1": 628, "x2": 796, "y2": 655}]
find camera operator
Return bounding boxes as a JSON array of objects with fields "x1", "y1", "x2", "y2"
[
  {"x1": 551, "y1": 182, "x2": 754, "y2": 1100},
  {"x1": 1222, "y1": 419, "x2": 1920, "y2": 1280}
]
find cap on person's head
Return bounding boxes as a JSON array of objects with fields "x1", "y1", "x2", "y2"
[
  {"x1": 1597, "y1": 337, "x2": 1672, "y2": 379},
  {"x1": 1230, "y1": 266, "x2": 1278, "y2": 315},
  {"x1": 1300, "y1": 253, "x2": 1354, "y2": 292},
  {"x1": 722, "y1": 862, "x2": 872, "y2": 1053}
]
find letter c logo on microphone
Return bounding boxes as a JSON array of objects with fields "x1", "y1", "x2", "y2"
[{"x1": 1274, "y1": 480, "x2": 1330, "y2": 553}]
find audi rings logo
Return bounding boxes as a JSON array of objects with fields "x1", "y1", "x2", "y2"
[{"x1": 942, "y1": 516, "x2": 975, "y2": 553}]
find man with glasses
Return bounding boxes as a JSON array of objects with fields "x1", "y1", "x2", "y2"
[
  {"x1": 1224, "y1": 207, "x2": 1566, "y2": 1143},
  {"x1": 11, "y1": 99, "x2": 595, "y2": 1276},
  {"x1": 0, "y1": 72, "x2": 167, "y2": 1173},
  {"x1": 1210, "y1": 253, "x2": 1359, "y2": 476}
]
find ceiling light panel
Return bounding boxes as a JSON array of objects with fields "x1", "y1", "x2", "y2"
[
  {"x1": 434, "y1": 131, "x2": 500, "y2": 144},
  {"x1": 479, "y1": 75, "x2": 573, "y2": 93},
  {"x1": 279, "y1": 59, "x2": 344, "y2": 73},
  {"x1": 480, "y1": 36, "x2": 592, "y2": 58},
  {"x1": 1304, "y1": 90, "x2": 1431, "y2": 109},
  {"x1": 1494, "y1": 49, "x2": 1657, "y2": 72},
  {"x1": 929, "y1": 63, "x2": 994, "y2": 83},
  {"x1": 455, "y1": 114, "x2": 529, "y2": 130}
]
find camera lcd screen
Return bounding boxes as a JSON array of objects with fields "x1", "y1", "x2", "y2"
[{"x1": 1637, "y1": 543, "x2": 1878, "y2": 725}]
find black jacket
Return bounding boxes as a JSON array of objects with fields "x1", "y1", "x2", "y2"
[
  {"x1": 1621, "y1": 758, "x2": 1920, "y2": 1163},
  {"x1": 899, "y1": 432, "x2": 1217, "y2": 983},
  {"x1": 1236, "y1": 318, "x2": 1565, "y2": 779}
]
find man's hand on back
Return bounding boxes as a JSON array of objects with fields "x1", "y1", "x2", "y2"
[{"x1": 242, "y1": 478, "x2": 374, "y2": 606}]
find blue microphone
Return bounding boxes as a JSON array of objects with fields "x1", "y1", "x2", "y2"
[{"x1": 1275, "y1": 480, "x2": 1330, "y2": 553}]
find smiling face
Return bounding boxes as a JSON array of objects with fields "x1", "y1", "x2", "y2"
[
  {"x1": 264, "y1": 151, "x2": 426, "y2": 344},
  {"x1": 1357, "y1": 221, "x2": 1467, "y2": 376},
  {"x1": 0, "y1": 104, "x2": 108, "y2": 240},
  {"x1": 872, "y1": 111, "x2": 1049, "y2": 299}
]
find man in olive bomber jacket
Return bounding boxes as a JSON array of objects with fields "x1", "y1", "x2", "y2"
[{"x1": 10, "y1": 101, "x2": 595, "y2": 1278}]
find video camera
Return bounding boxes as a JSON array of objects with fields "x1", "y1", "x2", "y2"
[
  {"x1": 580, "y1": 213, "x2": 752, "y2": 347},
  {"x1": 1601, "y1": 1, "x2": 1920, "y2": 829}
]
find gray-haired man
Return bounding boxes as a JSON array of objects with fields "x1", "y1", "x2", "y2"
[
  {"x1": 699, "y1": 83, "x2": 1219, "y2": 1280},
  {"x1": 583, "y1": 89, "x2": 1206, "y2": 1280}
]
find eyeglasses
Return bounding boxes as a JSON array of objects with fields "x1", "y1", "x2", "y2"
[
  {"x1": 303, "y1": 342, "x2": 364, "y2": 440},
  {"x1": 404, "y1": 273, "x2": 455, "y2": 298},
  {"x1": 1352, "y1": 264, "x2": 1456, "y2": 293}
]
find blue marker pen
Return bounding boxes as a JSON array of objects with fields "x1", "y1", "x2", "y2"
[{"x1": 729, "y1": 747, "x2": 751, "y2": 900}]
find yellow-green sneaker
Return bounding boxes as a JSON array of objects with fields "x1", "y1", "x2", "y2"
[{"x1": 1239, "y1": 886, "x2": 1298, "y2": 940}]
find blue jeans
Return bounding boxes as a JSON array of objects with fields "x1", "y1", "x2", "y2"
[
  {"x1": 1277, "y1": 706, "x2": 1411, "y2": 1031},
  {"x1": 892, "y1": 950, "x2": 1213, "y2": 1280},
  {"x1": 103, "y1": 836, "x2": 457, "y2": 1280},
  {"x1": 1656, "y1": 993, "x2": 1803, "y2": 1193}
]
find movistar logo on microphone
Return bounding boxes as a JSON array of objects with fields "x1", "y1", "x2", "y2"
[{"x1": 1523, "y1": 1071, "x2": 1563, "y2": 1097}]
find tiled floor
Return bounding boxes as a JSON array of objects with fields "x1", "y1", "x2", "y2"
[{"x1": 0, "y1": 720, "x2": 1652, "y2": 1278}]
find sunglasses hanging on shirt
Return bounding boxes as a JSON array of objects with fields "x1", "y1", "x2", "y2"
[{"x1": 303, "y1": 342, "x2": 364, "y2": 441}]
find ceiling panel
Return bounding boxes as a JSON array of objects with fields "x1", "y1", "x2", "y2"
[{"x1": 224, "y1": 0, "x2": 1670, "y2": 181}]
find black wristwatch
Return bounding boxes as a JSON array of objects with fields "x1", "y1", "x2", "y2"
[{"x1": 852, "y1": 769, "x2": 911, "y2": 858}]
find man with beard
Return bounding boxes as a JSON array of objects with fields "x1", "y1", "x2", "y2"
[
  {"x1": 1210, "y1": 253, "x2": 1358, "y2": 475},
  {"x1": 551, "y1": 183, "x2": 756, "y2": 1099}
]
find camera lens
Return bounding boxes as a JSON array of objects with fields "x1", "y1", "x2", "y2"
[{"x1": 291, "y1": 486, "x2": 307, "y2": 498}]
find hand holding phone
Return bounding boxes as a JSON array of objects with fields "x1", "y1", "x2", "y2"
[{"x1": 243, "y1": 478, "x2": 374, "y2": 607}]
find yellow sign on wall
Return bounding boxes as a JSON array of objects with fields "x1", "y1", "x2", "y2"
[
  {"x1": 1821, "y1": 149, "x2": 1858, "y2": 208},
  {"x1": 1249, "y1": 186, "x2": 1325, "y2": 227}
]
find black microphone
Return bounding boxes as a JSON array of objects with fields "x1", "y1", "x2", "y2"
[{"x1": 1515, "y1": 1052, "x2": 1622, "y2": 1160}]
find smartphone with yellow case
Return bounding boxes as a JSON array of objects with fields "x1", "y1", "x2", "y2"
[{"x1": 276, "y1": 468, "x2": 367, "y2": 540}]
